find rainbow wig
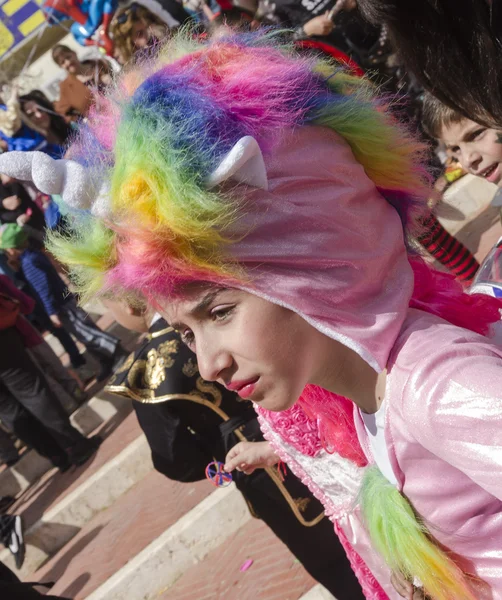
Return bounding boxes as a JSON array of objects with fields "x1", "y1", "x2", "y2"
[
  {"x1": 45, "y1": 30, "x2": 429, "y2": 305},
  {"x1": 360, "y1": 467, "x2": 477, "y2": 600}
]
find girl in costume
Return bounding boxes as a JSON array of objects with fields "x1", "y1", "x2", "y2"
[
  {"x1": 2, "y1": 33, "x2": 502, "y2": 600},
  {"x1": 103, "y1": 302, "x2": 365, "y2": 598}
]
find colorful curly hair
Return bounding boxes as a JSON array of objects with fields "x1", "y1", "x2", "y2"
[{"x1": 48, "y1": 31, "x2": 429, "y2": 305}]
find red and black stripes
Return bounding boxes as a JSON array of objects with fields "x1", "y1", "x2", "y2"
[{"x1": 418, "y1": 213, "x2": 479, "y2": 284}]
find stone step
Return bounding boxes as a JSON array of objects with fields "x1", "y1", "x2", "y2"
[
  {"x1": 0, "y1": 425, "x2": 149, "y2": 576},
  {"x1": 0, "y1": 392, "x2": 132, "y2": 497},
  {"x1": 437, "y1": 173, "x2": 501, "y2": 261},
  {"x1": 31, "y1": 471, "x2": 215, "y2": 598},
  {"x1": 9, "y1": 411, "x2": 142, "y2": 534},
  {"x1": 300, "y1": 585, "x2": 337, "y2": 600},
  {"x1": 86, "y1": 485, "x2": 251, "y2": 600},
  {"x1": 38, "y1": 472, "x2": 320, "y2": 600},
  {"x1": 0, "y1": 391, "x2": 132, "y2": 499},
  {"x1": 156, "y1": 509, "x2": 316, "y2": 600},
  {"x1": 27, "y1": 466, "x2": 333, "y2": 600}
]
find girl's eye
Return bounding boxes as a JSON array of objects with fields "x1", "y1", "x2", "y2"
[
  {"x1": 210, "y1": 305, "x2": 235, "y2": 322},
  {"x1": 181, "y1": 329, "x2": 195, "y2": 347}
]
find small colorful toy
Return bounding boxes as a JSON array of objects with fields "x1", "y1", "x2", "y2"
[{"x1": 205, "y1": 461, "x2": 232, "y2": 487}]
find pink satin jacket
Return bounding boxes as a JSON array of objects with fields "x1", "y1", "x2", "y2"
[
  {"x1": 353, "y1": 308, "x2": 502, "y2": 600},
  {"x1": 258, "y1": 308, "x2": 502, "y2": 599}
]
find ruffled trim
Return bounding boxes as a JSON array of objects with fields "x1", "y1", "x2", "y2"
[{"x1": 257, "y1": 410, "x2": 389, "y2": 600}]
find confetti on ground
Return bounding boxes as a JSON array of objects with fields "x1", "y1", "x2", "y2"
[{"x1": 240, "y1": 559, "x2": 254, "y2": 572}]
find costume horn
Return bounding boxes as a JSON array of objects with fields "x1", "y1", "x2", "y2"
[
  {"x1": 0, "y1": 151, "x2": 105, "y2": 213},
  {"x1": 0, "y1": 151, "x2": 64, "y2": 194},
  {"x1": 206, "y1": 136, "x2": 268, "y2": 190}
]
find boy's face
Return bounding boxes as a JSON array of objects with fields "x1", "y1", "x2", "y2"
[
  {"x1": 441, "y1": 118, "x2": 502, "y2": 186},
  {"x1": 56, "y1": 49, "x2": 80, "y2": 74},
  {"x1": 2, "y1": 195, "x2": 21, "y2": 211}
]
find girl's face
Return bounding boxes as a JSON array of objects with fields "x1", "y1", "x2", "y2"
[
  {"x1": 441, "y1": 118, "x2": 502, "y2": 186},
  {"x1": 23, "y1": 101, "x2": 51, "y2": 130},
  {"x1": 132, "y1": 19, "x2": 153, "y2": 49},
  {"x1": 162, "y1": 287, "x2": 331, "y2": 411}
]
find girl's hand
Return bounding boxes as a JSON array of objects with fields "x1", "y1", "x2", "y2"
[
  {"x1": 224, "y1": 441, "x2": 280, "y2": 475},
  {"x1": 391, "y1": 572, "x2": 426, "y2": 599}
]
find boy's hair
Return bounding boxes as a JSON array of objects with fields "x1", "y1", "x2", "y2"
[
  {"x1": 422, "y1": 92, "x2": 466, "y2": 139},
  {"x1": 358, "y1": 0, "x2": 502, "y2": 129},
  {"x1": 52, "y1": 44, "x2": 76, "y2": 66}
]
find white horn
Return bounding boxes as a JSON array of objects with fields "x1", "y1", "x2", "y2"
[
  {"x1": 206, "y1": 136, "x2": 268, "y2": 191},
  {"x1": 90, "y1": 182, "x2": 111, "y2": 218},
  {"x1": 0, "y1": 151, "x2": 66, "y2": 194},
  {"x1": 31, "y1": 152, "x2": 67, "y2": 194},
  {"x1": 0, "y1": 151, "x2": 36, "y2": 184},
  {"x1": 61, "y1": 161, "x2": 99, "y2": 210},
  {"x1": 0, "y1": 150, "x2": 101, "y2": 211}
]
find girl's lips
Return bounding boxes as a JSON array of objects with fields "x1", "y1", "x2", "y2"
[
  {"x1": 236, "y1": 380, "x2": 258, "y2": 399},
  {"x1": 226, "y1": 377, "x2": 260, "y2": 399}
]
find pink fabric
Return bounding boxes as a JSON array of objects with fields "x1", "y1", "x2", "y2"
[
  {"x1": 353, "y1": 309, "x2": 502, "y2": 600},
  {"x1": 0, "y1": 274, "x2": 42, "y2": 348},
  {"x1": 409, "y1": 257, "x2": 502, "y2": 336},
  {"x1": 257, "y1": 406, "x2": 395, "y2": 599},
  {"x1": 230, "y1": 126, "x2": 414, "y2": 372},
  {"x1": 334, "y1": 522, "x2": 390, "y2": 600},
  {"x1": 256, "y1": 403, "x2": 322, "y2": 457},
  {"x1": 299, "y1": 384, "x2": 368, "y2": 466}
]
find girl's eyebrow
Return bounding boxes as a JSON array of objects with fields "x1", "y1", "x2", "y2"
[
  {"x1": 170, "y1": 289, "x2": 225, "y2": 331},
  {"x1": 189, "y1": 289, "x2": 225, "y2": 317}
]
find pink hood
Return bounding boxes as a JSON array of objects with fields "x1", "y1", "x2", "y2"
[{"x1": 230, "y1": 126, "x2": 414, "y2": 372}]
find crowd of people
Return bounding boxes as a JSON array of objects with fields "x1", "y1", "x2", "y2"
[{"x1": 0, "y1": 0, "x2": 502, "y2": 599}]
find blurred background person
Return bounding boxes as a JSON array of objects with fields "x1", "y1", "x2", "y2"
[
  {"x1": 0, "y1": 224, "x2": 128, "y2": 383},
  {"x1": 0, "y1": 274, "x2": 87, "y2": 407},
  {"x1": 0, "y1": 278, "x2": 101, "y2": 472},
  {"x1": 51, "y1": 45, "x2": 115, "y2": 92},
  {"x1": 19, "y1": 91, "x2": 73, "y2": 155},
  {"x1": 111, "y1": 2, "x2": 191, "y2": 65},
  {"x1": 0, "y1": 181, "x2": 46, "y2": 240}
]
